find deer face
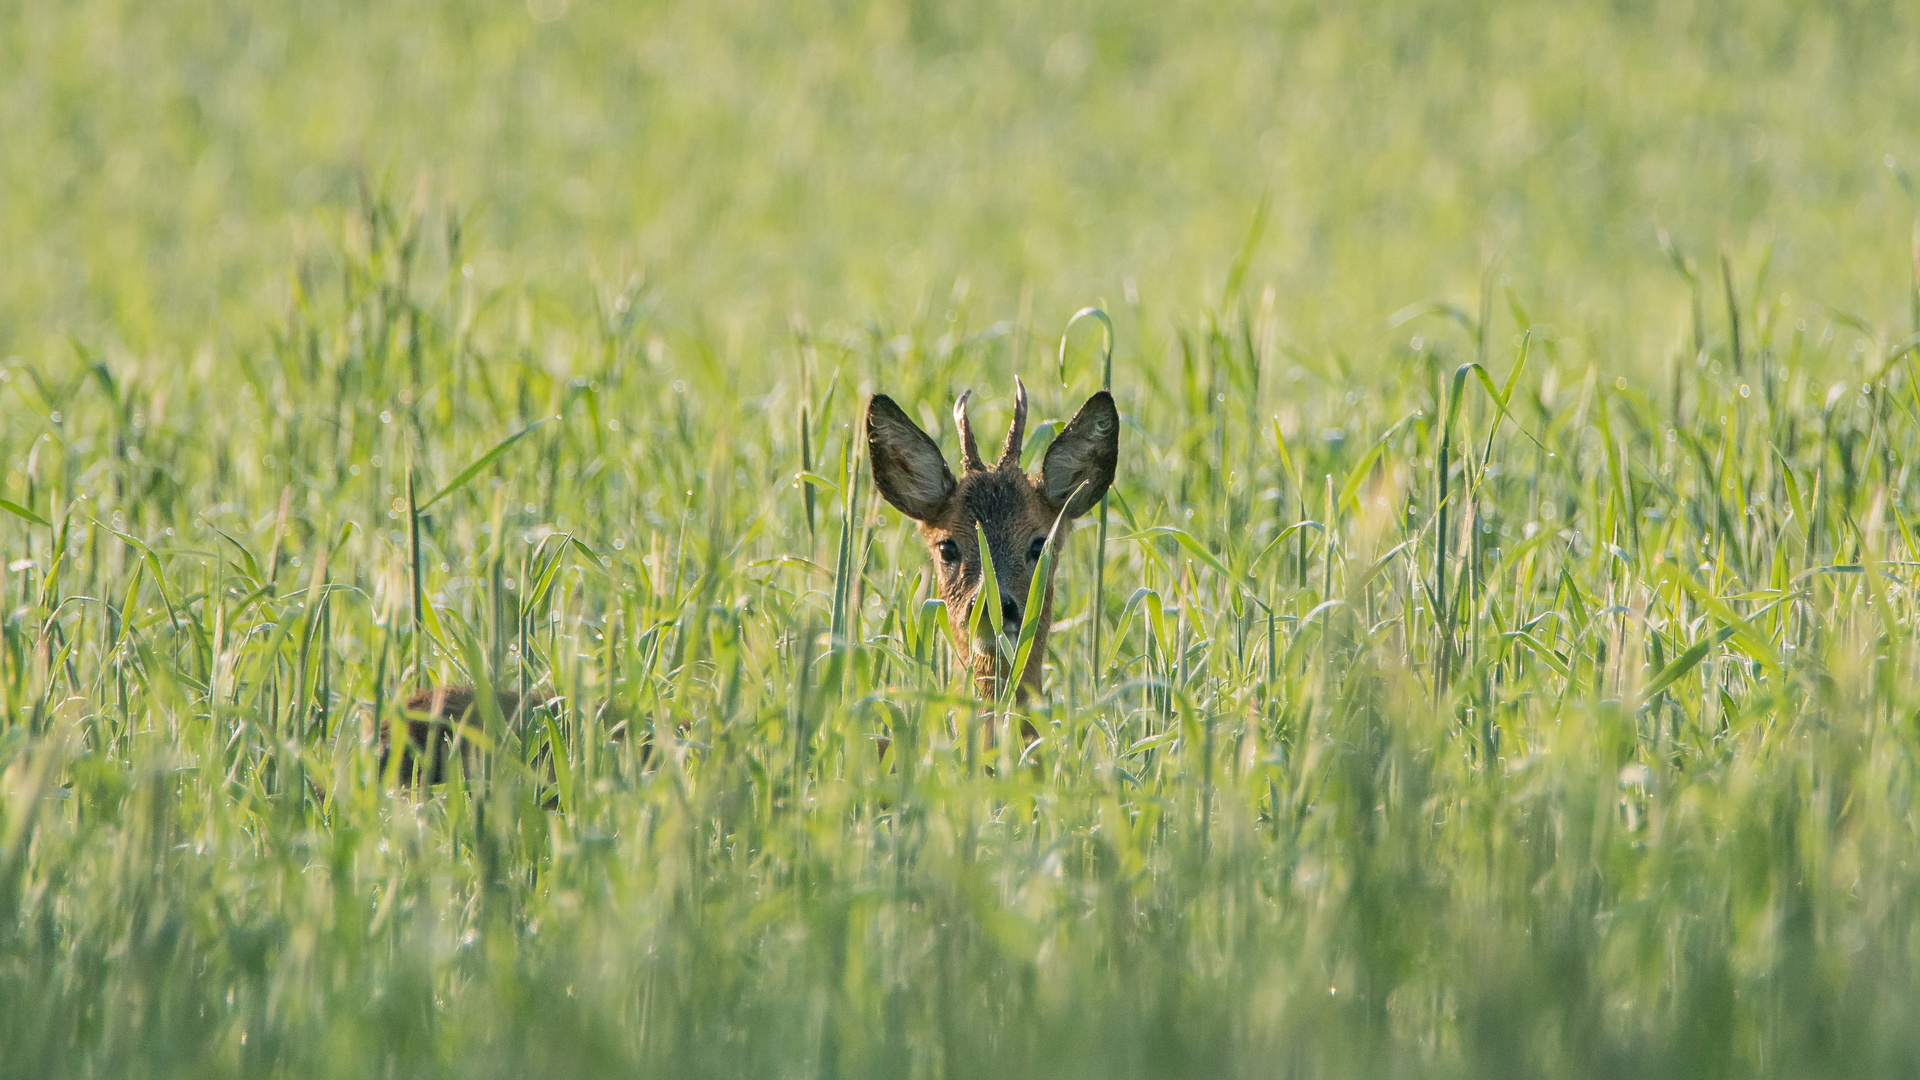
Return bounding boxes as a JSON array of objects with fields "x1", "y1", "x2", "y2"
[{"x1": 866, "y1": 380, "x2": 1119, "y2": 697}]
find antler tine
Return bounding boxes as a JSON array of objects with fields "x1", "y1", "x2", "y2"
[
  {"x1": 953, "y1": 389, "x2": 986, "y2": 473},
  {"x1": 998, "y1": 375, "x2": 1027, "y2": 470}
]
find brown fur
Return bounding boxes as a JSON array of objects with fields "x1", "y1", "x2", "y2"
[
  {"x1": 867, "y1": 381, "x2": 1120, "y2": 741},
  {"x1": 377, "y1": 685, "x2": 645, "y2": 801},
  {"x1": 378, "y1": 685, "x2": 531, "y2": 787}
]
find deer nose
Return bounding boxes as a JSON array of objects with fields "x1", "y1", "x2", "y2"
[{"x1": 1001, "y1": 595, "x2": 1022, "y2": 628}]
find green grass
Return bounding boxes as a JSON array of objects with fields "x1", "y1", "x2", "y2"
[
  {"x1": 7, "y1": 1, "x2": 1920, "y2": 1077},
  {"x1": 5, "y1": 0, "x2": 1919, "y2": 355}
]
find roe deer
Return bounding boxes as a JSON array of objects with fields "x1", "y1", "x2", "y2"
[
  {"x1": 866, "y1": 378, "x2": 1119, "y2": 722},
  {"x1": 379, "y1": 685, "x2": 638, "y2": 795},
  {"x1": 379, "y1": 685, "x2": 538, "y2": 787}
]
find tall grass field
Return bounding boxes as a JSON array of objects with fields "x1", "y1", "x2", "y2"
[{"x1": 5, "y1": 0, "x2": 1920, "y2": 1076}]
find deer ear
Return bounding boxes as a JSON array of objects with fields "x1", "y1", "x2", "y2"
[
  {"x1": 866, "y1": 395, "x2": 957, "y2": 521},
  {"x1": 1041, "y1": 391, "x2": 1119, "y2": 517}
]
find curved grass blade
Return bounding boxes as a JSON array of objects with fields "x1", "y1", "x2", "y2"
[
  {"x1": 972, "y1": 522, "x2": 1003, "y2": 643},
  {"x1": 1249, "y1": 519, "x2": 1324, "y2": 575},
  {"x1": 1007, "y1": 496, "x2": 1076, "y2": 697},
  {"x1": 421, "y1": 417, "x2": 555, "y2": 511},
  {"x1": 1058, "y1": 307, "x2": 1114, "y2": 391},
  {"x1": 0, "y1": 498, "x2": 49, "y2": 528},
  {"x1": 1638, "y1": 624, "x2": 1735, "y2": 705},
  {"x1": 1118, "y1": 526, "x2": 1233, "y2": 582},
  {"x1": 1336, "y1": 412, "x2": 1418, "y2": 512},
  {"x1": 1059, "y1": 307, "x2": 1116, "y2": 692}
]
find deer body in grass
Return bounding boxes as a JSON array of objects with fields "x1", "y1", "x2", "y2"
[
  {"x1": 379, "y1": 686, "x2": 504, "y2": 785},
  {"x1": 866, "y1": 379, "x2": 1119, "y2": 717},
  {"x1": 380, "y1": 685, "x2": 549, "y2": 788}
]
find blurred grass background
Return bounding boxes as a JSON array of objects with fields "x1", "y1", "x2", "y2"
[{"x1": 3, "y1": 0, "x2": 1917, "y2": 357}]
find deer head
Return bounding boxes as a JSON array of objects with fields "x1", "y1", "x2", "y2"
[{"x1": 866, "y1": 379, "x2": 1119, "y2": 699}]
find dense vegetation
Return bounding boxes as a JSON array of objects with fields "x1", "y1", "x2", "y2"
[{"x1": 5, "y1": 0, "x2": 1920, "y2": 1076}]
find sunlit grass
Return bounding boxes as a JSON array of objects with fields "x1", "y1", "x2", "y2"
[
  {"x1": 7, "y1": 1, "x2": 1920, "y2": 1076},
  {"x1": 4, "y1": 184, "x2": 1920, "y2": 1076},
  {"x1": 3, "y1": 0, "x2": 1918, "y2": 355}
]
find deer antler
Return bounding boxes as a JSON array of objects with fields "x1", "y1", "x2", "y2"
[
  {"x1": 954, "y1": 389, "x2": 986, "y2": 473},
  {"x1": 998, "y1": 376, "x2": 1027, "y2": 470}
]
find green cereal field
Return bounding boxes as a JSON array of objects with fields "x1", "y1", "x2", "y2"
[{"x1": 4, "y1": 0, "x2": 1920, "y2": 1076}]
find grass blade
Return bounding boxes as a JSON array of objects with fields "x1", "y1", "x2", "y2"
[
  {"x1": 420, "y1": 417, "x2": 554, "y2": 511},
  {"x1": 0, "y1": 499, "x2": 50, "y2": 528}
]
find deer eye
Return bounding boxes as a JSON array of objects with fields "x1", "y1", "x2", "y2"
[
  {"x1": 937, "y1": 539, "x2": 961, "y2": 565},
  {"x1": 1028, "y1": 536, "x2": 1047, "y2": 563}
]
